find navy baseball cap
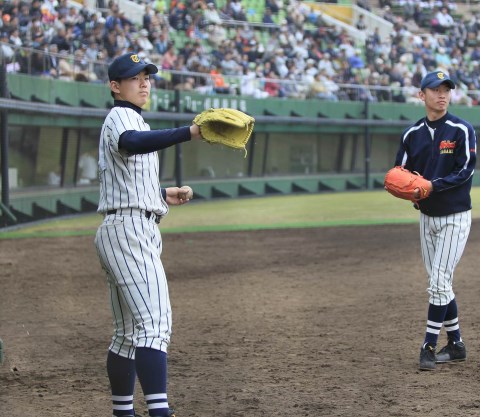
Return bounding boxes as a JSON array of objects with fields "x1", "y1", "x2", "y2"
[
  {"x1": 108, "y1": 53, "x2": 158, "y2": 81},
  {"x1": 420, "y1": 71, "x2": 455, "y2": 90}
]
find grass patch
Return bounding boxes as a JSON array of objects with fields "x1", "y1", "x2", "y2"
[{"x1": 2, "y1": 188, "x2": 480, "y2": 239}]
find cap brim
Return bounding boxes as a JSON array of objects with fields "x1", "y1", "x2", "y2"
[
  {"x1": 423, "y1": 79, "x2": 455, "y2": 90},
  {"x1": 113, "y1": 63, "x2": 158, "y2": 80}
]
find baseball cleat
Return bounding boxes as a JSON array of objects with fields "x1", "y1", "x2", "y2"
[
  {"x1": 436, "y1": 340, "x2": 466, "y2": 363},
  {"x1": 419, "y1": 344, "x2": 436, "y2": 371}
]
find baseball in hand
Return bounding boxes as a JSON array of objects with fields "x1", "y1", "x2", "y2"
[{"x1": 180, "y1": 185, "x2": 193, "y2": 200}]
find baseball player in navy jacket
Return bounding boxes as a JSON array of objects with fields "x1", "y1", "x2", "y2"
[
  {"x1": 94, "y1": 53, "x2": 202, "y2": 417},
  {"x1": 394, "y1": 71, "x2": 477, "y2": 371}
]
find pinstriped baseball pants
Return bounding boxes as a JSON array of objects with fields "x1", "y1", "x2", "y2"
[
  {"x1": 420, "y1": 210, "x2": 471, "y2": 306},
  {"x1": 94, "y1": 213, "x2": 172, "y2": 359}
]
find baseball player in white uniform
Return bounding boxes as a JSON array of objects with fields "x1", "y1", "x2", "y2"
[
  {"x1": 94, "y1": 53, "x2": 202, "y2": 417},
  {"x1": 393, "y1": 71, "x2": 477, "y2": 371}
]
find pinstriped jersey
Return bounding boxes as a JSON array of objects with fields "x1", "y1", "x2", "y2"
[{"x1": 97, "y1": 106, "x2": 168, "y2": 216}]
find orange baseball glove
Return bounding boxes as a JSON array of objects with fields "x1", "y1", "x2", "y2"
[{"x1": 384, "y1": 166, "x2": 432, "y2": 202}]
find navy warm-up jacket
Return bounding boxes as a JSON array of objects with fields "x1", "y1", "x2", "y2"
[{"x1": 394, "y1": 112, "x2": 477, "y2": 217}]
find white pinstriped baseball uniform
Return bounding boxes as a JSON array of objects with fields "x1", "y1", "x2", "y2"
[{"x1": 95, "y1": 105, "x2": 171, "y2": 358}]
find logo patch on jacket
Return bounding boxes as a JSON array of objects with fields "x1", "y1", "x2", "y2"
[{"x1": 439, "y1": 140, "x2": 455, "y2": 154}]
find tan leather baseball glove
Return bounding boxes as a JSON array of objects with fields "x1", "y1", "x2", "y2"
[
  {"x1": 193, "y1": 108, "x2": 255, "y2": 156},
  {"x1": 384, "y1": 166, "x2": 432, "y2": 202}
]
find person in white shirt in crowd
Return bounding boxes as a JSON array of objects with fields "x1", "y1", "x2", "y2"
[
  {"x1": 434, "y1": 7, "x2": 455, "y2": 33},
  {"x1": 136, "y1": 29, "x2": 154, "y2": 54},
  {"x1": 204, "y1": 2, "x2": 223, "y2": 25},
  {"x1": 274, "y1": 48, "x2": 289, "y2": 78},
  {"x1": 318, "y1": 53, "x2": 336, "y2": 78},
  {"x1": 240, "y1": 66, "x2": 269, "y2": 98}
]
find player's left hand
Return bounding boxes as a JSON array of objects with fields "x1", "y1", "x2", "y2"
[
  {"x1": 413, "y1": 181, "x2": 432, "y2": 200},
  {"x1": 165, "y1": 186, "x2": 193, "y2": 205}
]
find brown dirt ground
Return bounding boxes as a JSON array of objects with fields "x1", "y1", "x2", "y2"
[{"x1": 2, "y1": 222, "x2": 480, "y2": 417}]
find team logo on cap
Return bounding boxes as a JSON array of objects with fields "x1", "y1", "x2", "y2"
[
  {"x1": 437, "y1": 72, "x2": 445, "y2": 79},
  {"x1": 130, "y1": 54, "x2": 140, "y2": 63}
]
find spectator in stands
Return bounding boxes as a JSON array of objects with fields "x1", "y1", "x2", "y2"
[
  {"x1": 307, "y1": 71, "x2": 337, "y2": 101},
  {"x1": 355, "y1": 13, "x2": 367, "y2": 31},
  {"x1": 168, "y1": 1, "x2": 187, "y2": 30},
  {"x1": 174, "y1": 75, "x2": 196, "y2": 91},
  {"x1": 204, "y1": 2, "x2": 222, "y2": 25},
  {"x1": 220, "y1": 0, "x2": 235, "y2": 20},
  {"x1": 57, "y1": 49, "x2": 75, "y2": 80},
  {"x1": 135, "y1": 28, "x2": 154, "y2": 54},
  {"x1": 402, "y1": 76, "x2": 423, "y2": 105},
  {"x1": 220, "y1": 50, "x2": 241, "y2": 75},
  {"x1": 302, "y1": 58, "x2": 318, "y2": 83},
  {"x1": 451, "y1": 82, "x2": 474, "y2": 107},
  {"x1": 29, "y1": 17, "x2": 45, "y2": 47},
  {"x1": 73, "y1": 48, "x2": 97, "y2": 82},
  {"x1": 383, "y1": 5, "x2": 395, "y2": 24},
  {"x1": 116, "y1": 27, "x2": 131, "y2": 53},
  {"x1": 317, "y1": 52, "x2": 335, "y2": 77},
  {"x1": 401, "y1": 0, "x2": 416, "y2": 22},
  {"x1": 50, "y1": 26, "x2": 73, "y2": 53},
  {"x1": 93, "y1": 49, "x2": 109, "y2": 82},
  {"x1": 435, "y1": 46, "x2": 451, "y2": 68},
  {"x1": 103, "y1": 28, "x2": 118, "y2": 59},
  {"x1": 286, "y1": 0, "x2": 308, "y2": 27},
  {"x1": 9, "y1": 27, "x2": 22, "y2": 47},
  {"x1": 266, "y1": 0, "x2": 280, "y2": 14},
  {"x1": 348, "y1": 48, "x2": 365, "y2": 69},
  {"x1": 152, "y1": 29, "x2": 169, "y2": 55},
  {"x1": 240, "y1": 66, "x2": 269, "y2": 98},
  {"x1": 105, "y1": 2, "x2": 123, "y2": 31},
  {"x1": 207, "y1": 23, "x2": 227, "y2": 48},
  {"x1": 210, "y1": 64, "x2": 231, "y2": 94},
  {"x1": 273, "y1": 48, "x2": 289, "y2": 78},
  {"x1": 161, "y1": 43, "x2": 178, "y2": 70},
  {"x1": 40, "y1": 0, "x2": 58, "y2": 24},
  {"x1": 411, "y1": 60, "x2": 428, "y2": 87},
  {"x1": 262, "y1": 7, "x2": 275, "y2": 25},
  {"x1": 468, "y1": 60, "x2": 480, "y2": 89},
  {"x1": 244, "y1": 39, "x2": 263, "y2": 63},
  {"x1": 0, "y1": 31, "x2": 14, "y2": 61},
  {"x1": 264, "y1": 70, "x2": 283, "y2": 97},
  {"x1": 433, "y1": 6, "x2": 455, "y2": 33},
  {"x1": 17, "y1": 3, "x2": 31, "y2": 36},
  {"x1": 230, "y1": 0, "x2": 247, "y2": 21},
  {"x1": 30, "y1": 0, "x2": 42, "y2": 20},
  {"x1": 44, "y1": 42, "x2": 60, "y2": 78}
]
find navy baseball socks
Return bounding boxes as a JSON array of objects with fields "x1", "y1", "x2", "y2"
[
  {"x1": 107, "y1": 351, "x2": 137, "y2": 416},
  {"x1": 107, "y1": 349, "x2": 175, "y2": 417},
  {"x1": 136, "y1": 348, "x2": 173, "y2": 417}
]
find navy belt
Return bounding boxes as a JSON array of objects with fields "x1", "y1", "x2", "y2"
[{"x1": 106, "y1": 208, "x2": 161, "y2": 224}]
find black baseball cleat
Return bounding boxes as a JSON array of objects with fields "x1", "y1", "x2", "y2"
[
  {"x1": 436, "y1": 340, "x2": 466, "y2": 363},
  {"x1": 419, "y1": 344, "x2": 436, "y2": 371},
  {"x1": 120, "y1": 412, "x2": 175, "y2": 417}
]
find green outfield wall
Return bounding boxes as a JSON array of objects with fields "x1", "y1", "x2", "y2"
[{"x1": 1, "y1": 74, "x2": 479, "y2": 227}]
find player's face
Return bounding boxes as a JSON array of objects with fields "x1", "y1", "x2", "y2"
[
  {"x1": 111, "y1": 70, "x2": 151, "y2": 107},
  {"x1": 419, "y1": 84, "x2": 451, "y2": 114}
]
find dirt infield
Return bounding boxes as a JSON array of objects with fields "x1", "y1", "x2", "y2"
[{"x1": 2, "y1": 222, "x2": 480, "y2": 417}]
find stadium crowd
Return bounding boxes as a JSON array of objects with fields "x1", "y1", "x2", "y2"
[{"x1": 1, "y1": 0, "x2": 480, "y2": 104}]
